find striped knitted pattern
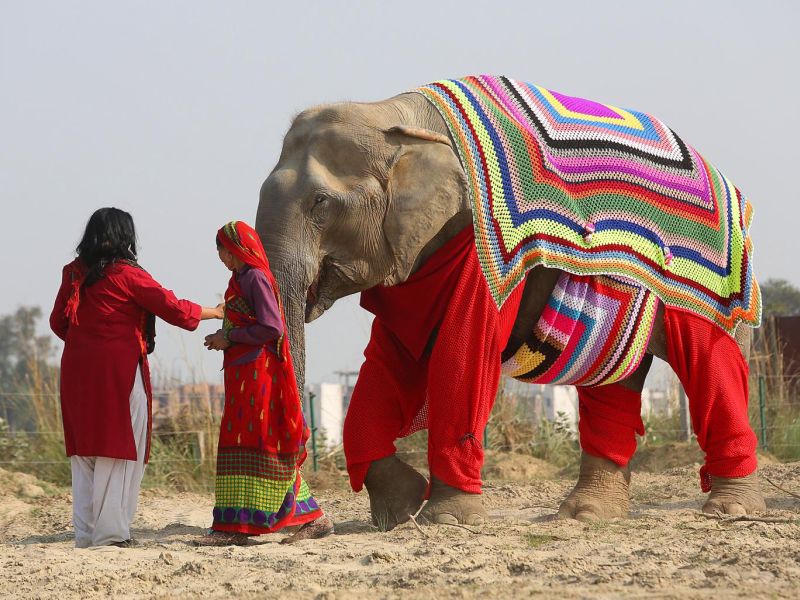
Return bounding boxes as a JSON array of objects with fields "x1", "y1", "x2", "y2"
[
  {"x1": 416, "y1": 76, "x2": 761, "y2": 334},
  {"x1": 501, "y1": 272, "x2": 658, "y2": 386}
]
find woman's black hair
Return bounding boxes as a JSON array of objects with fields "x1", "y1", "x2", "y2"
[{"x1": 76, "y1": 207, "x2": 138, "y2": 286}]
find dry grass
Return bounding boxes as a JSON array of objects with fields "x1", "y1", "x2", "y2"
[
  {"x1": 751, "y1": 323, "x2": 800, "y2": 461},
  {"x1": 3, "y1": 341, "x2": 798, "y2": 493},
  {"x1": 0, "y1": 354, "x2": 222, "y2": 491}
]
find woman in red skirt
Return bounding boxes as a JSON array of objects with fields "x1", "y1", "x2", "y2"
[{"x1": 198, "y1": 220, "x2": 333, "y2": 545}]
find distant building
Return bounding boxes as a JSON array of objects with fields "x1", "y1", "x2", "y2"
[
  {"x1": 641, "y1": 388, "x2": 672, "y2": 418},
  {"x1": 545, "y1": 385, "x2": 579, "y2": 429},
  {"x1": 500, "y1": 376, "x2": 672, "y2": 430},
  {"x1": 149, "y1": 372, "x2": 676, "y2": 445},
  {"x1": 304, "y1": 382, "x2": 346, "y2": 447},
  {"x1": 152, "y1": 383, "x2": 225, "y2": 423},
  {"x1": 501, "y1": 380, "x2": 579, "y2": 429}
]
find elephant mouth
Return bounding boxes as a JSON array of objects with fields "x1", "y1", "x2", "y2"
[
  {"x1": 305, "y1": 259, "x2": 331, "y2": 322},
  {"x1": 305, "y1": 275, "x2": 321, "y2": 322},
  {"x1": 305, "y1": 257, "x2": 362, "y2": 322}
]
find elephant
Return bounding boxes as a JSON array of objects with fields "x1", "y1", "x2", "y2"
[{"x1": 254, "y1": 77, "x2": 766, "y2": 527}]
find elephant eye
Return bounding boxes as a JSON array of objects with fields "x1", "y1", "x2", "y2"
[{"x1": 310, "y1": 194, "x2": 332, "y2": 224}]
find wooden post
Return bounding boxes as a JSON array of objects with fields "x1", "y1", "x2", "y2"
[
  {"x1": 191, "y1": 431, "x2": 206, "y2": 464},
  {"x1": 308, "y1": 391, "x2": 318, "y2": 472},
  {"x1": 758, "y1": 375, "x2": 768, "y2": 451}
]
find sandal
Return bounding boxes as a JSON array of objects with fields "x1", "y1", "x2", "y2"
[
  {"x1": 108, "y1": 539, "x2": 138, "y2": 548},
  {"x1": 280, "y1": 515, "x2": 335, "y2": 544},
  {"x1": 194, "y1": 531, "x2": 253, "y2": 547}
]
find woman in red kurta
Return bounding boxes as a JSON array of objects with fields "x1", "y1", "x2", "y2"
[{"x1": 50, "y1": 207, "x2": 223, "y2": 548}]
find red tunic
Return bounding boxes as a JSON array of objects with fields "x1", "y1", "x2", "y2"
[{"x1": 50, "y1": 259, "x2": 202, "y2": 461}]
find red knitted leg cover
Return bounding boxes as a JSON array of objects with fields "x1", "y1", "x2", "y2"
[
  {"x1": 663, "y1": 307, "x2": 757, "y2": 491},
  {"x1": 425, "y1": 246, "x2": 524, "y2": 494},
  {"x1": 343, "y1": 320, "x2": 428, "y2": 492},
  {"x1": 577, "y1": 382, "x2": 644, "y2": 467}
]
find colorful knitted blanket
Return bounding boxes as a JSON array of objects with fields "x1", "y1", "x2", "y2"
[
  {"x1": 501, "y1": 272, "x2": 658, "y2": 386},
  {"x1": 416, "y1": 75, "x2": 761, "y2": 334}
]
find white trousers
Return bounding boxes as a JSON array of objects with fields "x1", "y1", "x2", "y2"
[{"x1": 70, "y1": 367, "x2": 148, "y2": 548}]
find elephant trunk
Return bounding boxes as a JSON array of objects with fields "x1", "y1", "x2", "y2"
[
  {"x1": 282, "y1": 285, "x2": 308, "y2": 395},
  {"x1": 269, "y1": 254, "x2": 314, "y2": 396}
]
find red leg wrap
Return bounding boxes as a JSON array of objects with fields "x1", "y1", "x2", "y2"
[
  {"x1": 577, "y1": 382, "x2": 644, "y2": 467},
  {"x1": 343, "y1": 320, "x2": 428, "y2": 492},
  {"x1": 663, "y1": 307, "x2": 757, "y2": 491},
  {"x1": 424, "y1": 241, "x2": 524, "y2": 494},
  {"x1": 344, "y1": 228, "x2": 524, "y2": 495}
]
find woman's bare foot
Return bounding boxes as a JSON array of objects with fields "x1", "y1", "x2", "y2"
[
  {"x1": 280, "y1": 515, "x2": 335, "y2": 544},
  {"x1": 194, "y1": 531, "x2": 253, "y2": 547}
]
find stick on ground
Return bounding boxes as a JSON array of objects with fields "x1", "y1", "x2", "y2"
[{"x1": 764, "y1": 476, "x2": 800, "y2": 501}]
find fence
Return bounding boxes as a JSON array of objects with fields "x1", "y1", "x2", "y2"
[
  {"x1": 751, "y1": 316, "x2": 800, "y2": 458},
  {"x1": 1, "y1": 365, "x2": 799, "y2": 487}
]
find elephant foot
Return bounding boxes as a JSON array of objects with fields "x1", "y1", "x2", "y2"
[
  {"x1": 364, "y1": 455, "x2": 427, "y2": 531},
  {"x1": 420, "y1": 477, "x2": 487, "y2": 526},
  {"x1": 557, "y1": 453, "x2": 631, "y2": 522},
  {"x1": 702, "y1": 472, "x2": 766, "y2": 516}
]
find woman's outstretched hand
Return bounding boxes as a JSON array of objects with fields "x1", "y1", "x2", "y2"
[
  {"x1": 205, "y1": 329, "x2": 231, "y2": 351},
  {"x1": 200, "y1": 303, "x2": 225, "y2": 320}
]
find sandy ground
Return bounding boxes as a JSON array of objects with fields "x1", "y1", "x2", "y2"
[{"x1": 1, "y1": 454, "x2": 799, "y2": 599}]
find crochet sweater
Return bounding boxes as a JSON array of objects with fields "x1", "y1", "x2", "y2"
[{"x1": 416, "y1": 75, "x2": 760, "y2": 334}]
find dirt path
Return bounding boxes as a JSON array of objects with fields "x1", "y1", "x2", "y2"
[{"x1": 1, "y1": 461, "x2": 799, "y2": 599}]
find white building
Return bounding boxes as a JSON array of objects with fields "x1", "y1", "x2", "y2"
[
  {"x1": 303, "y1": 376, "x2": 672, "y2": 447},
  {"x1": 543, "y1": 385, "x2": 579, "y2": 430},
  {"x1": 502, "y1": 378, "x2": 672, "y2": 430},
  {"x1": 304, "y1": 383, "x2": 345, "y2": 447},
  {"x1": 641, "y1": 387, "x2": 672, "y2": 419}
]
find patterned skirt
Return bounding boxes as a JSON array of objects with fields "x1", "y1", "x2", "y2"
[{"x1": 212, "y1": 351, "x2": 322, "y2": 534}]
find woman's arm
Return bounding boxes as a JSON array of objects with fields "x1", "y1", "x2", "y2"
[
  {"x1": 49, "y1": 265, "x2": 72, "y2": 341},
  {"x1": 125, "y1": 267, "x2": 220, "y2": 330},
  {"x1": 227, "y1": 269, "x2": 283, "y2": 346},
  {"x1": 201, "y1": 304, "x2": 225, "y2": 320},
  {"x1": 206, "y1": 269, "x2": 283, "y2": 352}
]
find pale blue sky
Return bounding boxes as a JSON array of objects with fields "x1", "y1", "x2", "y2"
[{"x1": 1, "y1": 1, "x2": 798, "y2": 385}]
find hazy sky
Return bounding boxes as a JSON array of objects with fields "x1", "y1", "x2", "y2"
[{"x1": 1, "y1": 1, "x2": 798, "y2": 386}]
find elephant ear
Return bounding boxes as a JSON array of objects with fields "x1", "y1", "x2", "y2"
[
  {"x1": 384, "y1": 125, "x2": 453, "y2": 147},
  {"x1": 381, "y1": 126, "x2": 468, "y2": 282}
]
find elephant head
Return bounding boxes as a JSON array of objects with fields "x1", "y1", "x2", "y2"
[{"x1": 255, "y1": 92, "x2": 471, "y2": 390}]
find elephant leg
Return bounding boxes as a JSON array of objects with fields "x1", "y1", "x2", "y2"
[
  {"x1": 364, "y1": 456, "x2": 428, "y2": 531},
  {"x1": 419, "y1": 240, "x2": 524, "y2": 526},
  {"x1": 343, "y1": 320, "x2": 428, "y2": 530},
  {"x1": 558, "y1": 357, "x2": 651, "y2": 521},
  {"x1": 663, "y1": 307, "x2": 764, "y2": 515},
  {"x1": 557, "y1": 453, "x2": 632, "y2": 522},
  {"x1": 421, "y1": 477, "x2": 488, "y2": 526}
]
